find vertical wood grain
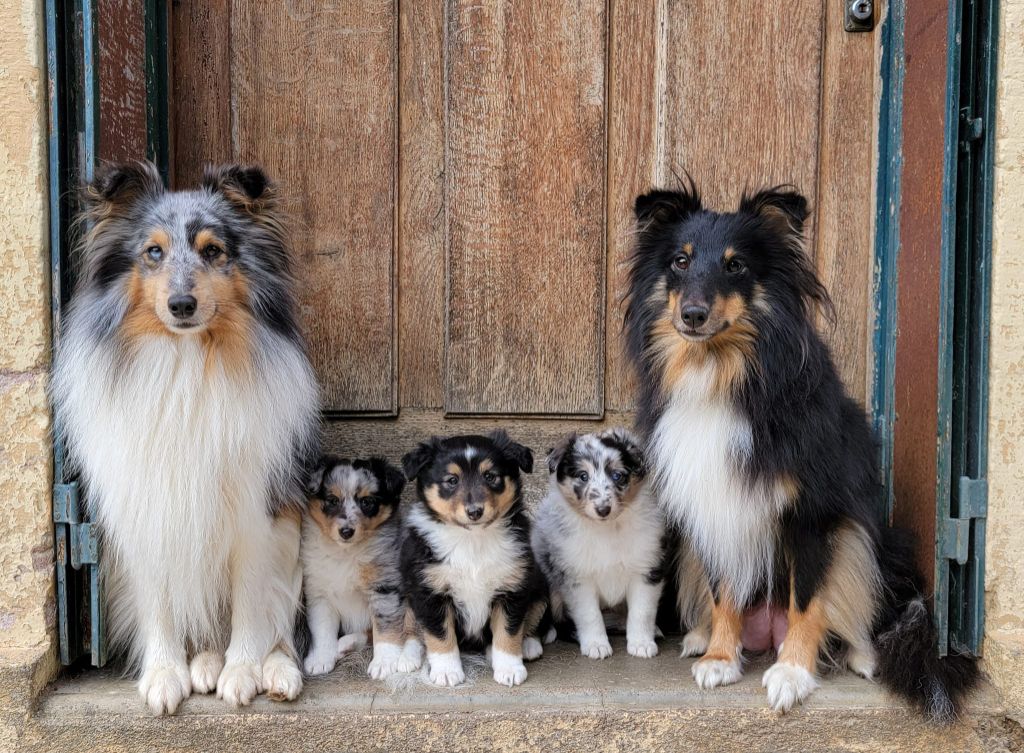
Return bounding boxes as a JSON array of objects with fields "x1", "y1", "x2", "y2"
[
  {"x1": 814, "y1": 2, "x2": 877, "y2": 403},
  {"x1": 398, "y1": 0, "x2": 446, "y2": 409},
  {"x1": 171, "y1": 0, "x2": 231, "y2": 188},
  {"x1": 97, "y1": 0, "x2": 147, "y2": 162},
  {"x1": 232, "y1": 0, "x2": 397, "y2": 413},
  {"x1": 444, "y1": 0, "x2": 607, "y2": 416}
]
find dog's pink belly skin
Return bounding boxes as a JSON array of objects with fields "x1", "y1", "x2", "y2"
[{"x1": 741, "y1": 603, "x2": 788, "y2": 652}]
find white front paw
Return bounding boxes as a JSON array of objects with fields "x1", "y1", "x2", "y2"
[
  {"x1": 428, "y1": 652, "x2": 465, "y2": 687},
  {"x1": 762, "y1": 661, "x2": 818, "y2": 712},
  {"x1": 217, "y1": 662, "x2": 263, "y2": 707},
  {"x1": 139, "y1": 664, "x2": 191, "y2": 716},
  {"x1": 263, "y1": 654, "x2": 303, "y2": 702},
  {"x1": 367, "y1": 643, "x2": 403, "y2": 680},
  {"x1": 189, "y1": 652, "x2": 224, "y2": 695},
  {"x1": 396, "y1": 639, "x2": 424, "y2": 673},
  {"x1": 680, "y1": 630, "x2": 710, "y2": 658},
  {"x1": 303, "y1": 648, "x2": 337, "y2": 676},
  {"x1": 692, "y1": 657, "x2": 743, "y2": 689},
  {"x1": 580, "y1": 638, "x2": 613, "y2": 659},
  {"x1": 522, "y1": 636, "x2": 544, "y2": 661},
  {"x1": 337, "y1": 632, "x2": 367, "y2": 656},
  {"x1": 627, "y1": 637, "x2": 659, "y2": 658},
  {"x1": 492, "y1": 649, "x2": 528, "y2": 687},
  {"x1": 846, "y1": 647, "x2": 877, "y2": 679}
]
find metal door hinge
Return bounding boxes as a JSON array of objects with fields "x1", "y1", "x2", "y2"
[
  {"x1": 53, "y1": 482, "x2": 100, "y2": 568},
  {"x1": 942, "y1": 476, "x2": 987, "y2": 565}
]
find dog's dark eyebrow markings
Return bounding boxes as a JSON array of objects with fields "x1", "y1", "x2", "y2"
[{"x1": 185, "y1": 217, "x2": 204, "y2": 244}]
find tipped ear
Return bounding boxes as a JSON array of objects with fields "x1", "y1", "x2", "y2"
[
  {"x1": 306, "y1": 455, "x2": 333, "y2": 496},
  {"x1": 600, "y1": 428, "x2": 646, "y2": 478},
  {"x1": 546, "y1": 433, "x2": 577, "y2": 475},
  {"x1": 739, "y1": 186, "x2": 810, "y2": 235},
  {"x1": 402, "y1": 438, "x2": 440, "y2": 481},
  {"x1": 202, "y1": 164, "x2": 276, "y2": 213},
  {"x1": 84, "y1": 161, "x2": 164, "y2": 211},
  {"x1": 634, "y1": 180, "x2": 702, "y2": 224},
  {"x1": 489, "y1": 429, "x2": 534, "y2": 474},
  {"x1": 370, "y1": 458, "x2": 406, "y2": 500}
]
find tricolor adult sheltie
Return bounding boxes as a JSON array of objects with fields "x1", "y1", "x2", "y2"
[
  {"x1": 624, "y1": 180, "x2": 977, "y2": 720},
  {"x1": 51, "y1": 162, "x2": 320, "y2": 714}
]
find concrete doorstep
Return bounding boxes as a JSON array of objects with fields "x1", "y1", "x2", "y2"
[{"x1": 11, "y1": 637, "x2": 1021, "y2": 753}]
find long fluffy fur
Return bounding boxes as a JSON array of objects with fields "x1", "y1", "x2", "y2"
[
  {"x1": 624, "y1": 180, "x2": 977, "y2": 720},
  {"x1": 51, "y1": 162, "x2": 320, "y2": 714}
]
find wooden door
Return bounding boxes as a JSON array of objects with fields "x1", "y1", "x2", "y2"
[{"x1": 171, "y1": 1, "x2": 878, "y2": 493}]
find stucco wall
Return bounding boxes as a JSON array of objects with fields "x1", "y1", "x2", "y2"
[
  {"x1": 0, "y1": 0, "x2": 55, "y2": 661},
  {"x1": 984, "y1": 0, "x2": 1024, "y2": 724}
]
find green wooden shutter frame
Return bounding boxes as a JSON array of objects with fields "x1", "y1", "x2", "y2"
[
  {"x1": 47, "y1": 0, "x2": 171, "y2": 667},
  {"x1": 934, "y1": 0, "x2": 998, "y2": 658}
]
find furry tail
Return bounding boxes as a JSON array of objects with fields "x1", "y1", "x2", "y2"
[{"x1": 873, "y1": 528, "x2": 979, "y2": 723}]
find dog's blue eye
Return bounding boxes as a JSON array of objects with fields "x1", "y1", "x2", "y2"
[
  {"x1": 145, "y1": 246, "x2": 163, "y2": 262},
  {"x1": 610, "y1": 471, "x2": 623, "y2": 482}
]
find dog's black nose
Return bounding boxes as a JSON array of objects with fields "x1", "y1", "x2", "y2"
[
  {"x1": 466, "y1": 506, "x2": 484, "y2": 521},
  {"x1": 168, "y1": 294, "x2": 197, "y2": 320},
  {"x1": 681, "y1": 305, "x2": 709, "y2": 329},
  {"x1": 339, "y1": 526, "x2": 355, "y2": 540},
  {"x1": 595, "y1": 505, "x2": 612, "y2": 518}
]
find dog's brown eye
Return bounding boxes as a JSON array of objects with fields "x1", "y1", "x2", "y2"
[
  {"x1": 443, "y1": 474, "x2": 458, "y2": 488},
  {"x1": 725, "y1": 258, "x2": 745, "y2": 275},
  {"x1": 483, "y1": 471, "x2": 498, "y2": 485},
  {"x1": 672, "y1": 254, "x2": 689, "y2": 271},
  {"x1": 577, "y1": 471, "x2": 589, "y2": 483},
  {"x1": 202, "y1": 244, "x2": 223, "y2": 261},
  {"x1": 145, "y1": 246, "x2": 163, "y2": 262}
]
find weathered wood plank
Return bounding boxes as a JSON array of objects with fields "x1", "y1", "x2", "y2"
[
  {"x1": 233, "y1": 0, "x2": 398, "y2": 413},
  {"x1": 444, "y1": 0, "x2": 607, "y2": 416},
  {"x1": 98, "y1": 0, "x2": 147, "y2": 163},
  {"x1": 397, "y1": 0, "x2": 446, "y2": 409}
]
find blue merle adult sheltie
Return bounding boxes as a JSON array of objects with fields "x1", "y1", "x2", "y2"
[
  {"x1": 624, "y1": 179, "x2": 977, "y2": 721},
  {"x1": 51, "y1": 162, "x2": 320, "y2": 715}
]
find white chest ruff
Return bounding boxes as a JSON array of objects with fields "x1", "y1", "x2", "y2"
[
  {"x1": 301, "y1": 521, "x2": 372, "y2": 631},
  {"x1": 651, "y1": 368, "x2": 787, "y2": 606}
]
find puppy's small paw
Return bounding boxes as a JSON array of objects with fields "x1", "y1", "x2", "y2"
[
  {"x1": 303, "y1": 649, "x2": 336, "y2": 676},
  {"x1": 367, "y1": 643, "x2": 403, "y2": 680},
  {"x1": 542, "y1": 627, "x2": 558, "y2": 644},
  {"x1": 263, "y1": 654, "x2": 303, "y2": 702},
  {"x1": 492, "y1": 649, "x2": 527, "y2": 687},
  {"x1": 846, "y1": 648, "x2": 877, "y2": 680},
  {"x1": 692, "y1": 656, "x2": 742, "y2": 689},
  {"x1": 336, "y1": 632, "x2": 367, "y2": 656},
  {"x1": 762, "y1": 661, "x2": 818, "y2": 712},
  {"x1": 580, "y1": 638, "x2": 613, "y2": 659},
  {"x1": 427, "y1": 652, "x2": 465, "y2": 687},
  {"x1": 627, "y1": 637, "x2": 659, "y2": 658},
  {"x1": 217, "y1": 662, "x2": 262, "y2": 707},
  {"x1": 139, "y1": 664, "x2": 191, "y2": 716},
  {"x1": 680, "y1": 630, "x2": 709, "y2": 658},
  {"x1": 189, "y1": 651, "x2": 224, "y2": 695},
  {"x1": 396, "y1": 639, "x2": 424, "y2": 673},
  {"x1": 522, "y1": 636, "x2": 544, "y2": 661}
]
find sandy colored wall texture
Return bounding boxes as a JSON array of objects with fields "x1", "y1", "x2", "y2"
[
  {"x1": 984, "y1": 0, "x2": 1024, "y2": 725},
  {"x1": 0, "y1": 0, "x2": 55, "y2": 661}
]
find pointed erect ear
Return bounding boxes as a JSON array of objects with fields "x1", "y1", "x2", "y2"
[
  {"x1": 600, "y1": 428, "x2": 646, "y2": 478},
  {"x1": 369, "y1": 458, "x2": 406, "y2": 501},
  {"x1": 84, "y1": 161, "x2": 164, "y2": 212},
  {"x1": 634, "y1": 176, "x2": 702, "y2": 224},
  {"x1": 489, "y1": 429, "x2": 534, "y2": 474},
  {"x1": 202, "y1": 164, "x2": 276, "y2": 213},
  {"x1": 738, "y1": 186, "x2": 810, "y2": 235},
  {"x1": 305, "y1": 455, "x2": 333, "y2": 496},
  {"x1": 546, "y1": 433, "x2": 577, "y2": 476},
  {"x1": 401, "y1": 438, "x2": 441, "y2": 481}
]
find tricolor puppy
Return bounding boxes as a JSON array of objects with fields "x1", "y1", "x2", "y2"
[
  {"x1": 624, "y1": 179, "x2": 977, "y2": 720},
  {"x1": 301, "y1": 456, "x2": 423, "y2": 680},
  {"x1": 400, "y1": 431, "x2": 546, "y2": 687},
  {"x1": 532, "y1": 429, "x2": 670, "y2": 659},
  {"x1": 51, "y1": 162, "x2": 319, "y2": 714}
]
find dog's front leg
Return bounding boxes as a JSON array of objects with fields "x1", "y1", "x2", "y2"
[{"x1": 137, "y1": 598, "x2": 191, "y2": 715}]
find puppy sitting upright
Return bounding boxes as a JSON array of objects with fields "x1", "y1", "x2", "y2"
[
  {"x1": 302, "y1": 456, "x2": 422, "y2": 680},
  {"x1": 401, "y1": 431, "x2": 545, "y2": 687}
]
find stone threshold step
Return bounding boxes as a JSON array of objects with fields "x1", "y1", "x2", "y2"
[{"x1": 26, "y1": 638, "x2": 1013, "y2": 753}]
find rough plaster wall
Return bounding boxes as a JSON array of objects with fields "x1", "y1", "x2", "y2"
[
  {"x1": 985, "y1": 0, "x2": 1024, "y2": 723},
  {"x1": 0, "y1": 0, "x2": 55, "y2": 656}
]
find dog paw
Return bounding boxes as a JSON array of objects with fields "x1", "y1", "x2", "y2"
[
  {"x1": 692, "y1": 657, "x2": 743, "y2": 689},
  {"x1": 522, "y1": 636, "x2": 544, "y2": 661},
  {"x1": 680, "y1": 630, "x2": 709, "y2": 658},
  {"x1": 542, "y1": 627, "x2": 558, "y2": 644},
  {"x1": 336, "y1": 632, "x2": 367, "y2": 656},
  {"x1": 396, "y1": 639, "x2": 424, "y2": 673},
  {"x1": 217, "y1": 662, "x2": 263, "y2": 707},
  {"x1": 427, "y1": 652, "x2": 465, "y2": 687},
  {"x1": 189, "y1": 652, "x2": 224, "y2": 695},
  {"x1": 139, "y1": 664, "x2": 191, "y2": 716},
  {"x1": 367, "y1": 643, "x2": 403, "y2": 680},
  {"x1": 303, "y1": 649, "x2": 336, "y2": 676},
  {"x1": 492, "y1": 650, "x2": 527, "y2": 687},
  {"x1": 762, "y1": 661, "x2": 818, "y2": 712},
  {"x1": 263, "y1": 654, "x2": 303, "y2": 702},
  {"x1": 627, "y1": 637, "x2": 659, "y2": 658},
  {"x1": 846, "y1": 647, "x2": 877, "y2": 680},
  {"x1": 580, "y1": 638, "x2": 613, "y2": 659}
]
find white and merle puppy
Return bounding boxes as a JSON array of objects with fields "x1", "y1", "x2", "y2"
[
  {"x1": 301, "y1": 455, "x2": 423, "y2": 680},
  {"x1": 400, "y1": 431, "x2": 546, "y2": 688},
  {"x1": 532, "y1": 429, "x2": 667, "y2": 659},
  {"x1": 51, "y1": 162, "x2": 319, "y2": 714}
]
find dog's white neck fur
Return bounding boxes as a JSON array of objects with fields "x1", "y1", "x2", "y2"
[{"x1": 651, "y1": 360, "x2": 787, "y2": 607}]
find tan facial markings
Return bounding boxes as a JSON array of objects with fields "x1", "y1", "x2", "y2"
[{"x1": 423, "y1": 459, "x2": 517, "y2": 528}]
